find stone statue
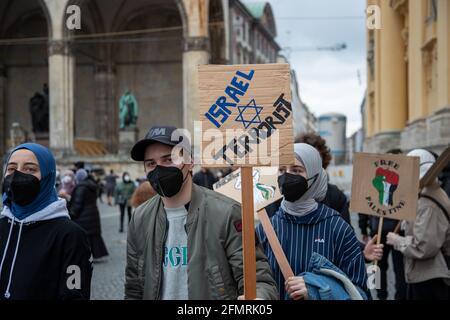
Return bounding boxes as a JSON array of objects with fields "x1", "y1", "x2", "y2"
[
  {"x1": 119, "y1": 89, "x2": 138, "y2": 129},
  {"x1": 29, "y1": 83, "x2": 49, "y2": 133}
]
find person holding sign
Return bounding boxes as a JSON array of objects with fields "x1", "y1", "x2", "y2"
[
  {"x1": 386, "y1": 149, "x2": 450, "y2": 300},
  {"x1": 358, "y1": 148, "x2": 406, "y2": 300},
  {"x1": 266, "y1": 133, "x2": 383, "y2": 264},
  {"x1": 295, "y1": 134, "x2": 383, "y2": 264},
  {"x1": 125, "y1": 125, "x2": 278, "y2": 300},
  {"x1": 256, "y1": 143, "x2": 368, "y2": 300}
]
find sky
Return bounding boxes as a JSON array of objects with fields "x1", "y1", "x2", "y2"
[{"x1": 265, "y1": 0, "x2": 367, "y2": 136}]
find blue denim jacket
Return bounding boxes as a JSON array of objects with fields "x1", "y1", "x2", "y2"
[{"x1": 293, "y1": 252, "x2": 368, "y2": 300}]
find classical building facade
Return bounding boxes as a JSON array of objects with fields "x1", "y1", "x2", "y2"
[
  {"x1": 0, "y1": 0, "x2": 279, "y2": 166},
  {"x1": 364, "y1": 0, "x2": 450, "y2": 154},
  {"x1": 229, "y1": 0, "x2": 279, "y2": 64}
]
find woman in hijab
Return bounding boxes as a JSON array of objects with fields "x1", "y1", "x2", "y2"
[
  {"x1": 58, "y1": 169, "x2": 76, "y2": 201},
  {"x1": 69, "y1": 169, "x2": 109, "y2": 261},
  {"x1": 0, "y1": 143, "x2": 92, "y2": 300},
  {"x1": 256, "y1": 143, "x2": 368, "y2": 300},
  {"x1": 387, "y1": 149, "x2": 450, "y2": 300}
]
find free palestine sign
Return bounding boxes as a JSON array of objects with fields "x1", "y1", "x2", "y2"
[{"x1": 350, "y1": 152, "x2": 420, "y2": 221}]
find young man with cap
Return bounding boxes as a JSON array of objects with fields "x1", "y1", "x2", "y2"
[{"x1": 124, "y1": 126, "x2": 278, "y2": 300}]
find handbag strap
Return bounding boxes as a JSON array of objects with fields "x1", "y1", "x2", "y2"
[{"x1": 257, "y1": 208, "x2": 294, "y2": 280}]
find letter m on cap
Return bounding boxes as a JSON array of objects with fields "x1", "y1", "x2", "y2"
[{"x1": 150, "y1": 128, "x2": 165, "y2": 137}]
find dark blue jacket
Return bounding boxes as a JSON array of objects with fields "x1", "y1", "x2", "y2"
[
  {"x1": 301, "y1": 252, "x2": 368, "y2": 300},
  {"x1": 256, "y1": 203, "x2": 368, "y2": 300}
]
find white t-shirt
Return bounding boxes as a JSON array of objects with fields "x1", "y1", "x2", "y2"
[{"x1": 161, "y1": 206, "x2": 188, "y2": 300}]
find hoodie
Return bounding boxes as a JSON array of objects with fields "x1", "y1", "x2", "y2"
[
  {"x1": 256, "y1": 203, "x2": 368, "y2": 300},
  {"x1": 0, "y1": 199, "x2": 92, "y2": 300}
]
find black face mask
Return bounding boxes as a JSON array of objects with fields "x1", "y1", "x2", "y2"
[
  {"x1": 147, "y1": 165, "x2": 188, "y2": 198},
  {"x1": 2, "y1": 170, "x2": 41, "y2": 206},
  {"x1": 277, "y1": 172, "x2": 318, "y2": 202}
]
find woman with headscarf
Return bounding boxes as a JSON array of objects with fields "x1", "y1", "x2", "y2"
[
  {"x1": 58, "y1": 169, "x2": 76, "y2": 201},
  {"x1": 69, "y1": 169, "x2": 109, "y2": 261},
  {"x1": 387, "y1": 149, "x2": 450, "y2": 300},
  {"x1": 0, "y1": 143, "x2": 92, "y2": 300},
  {"x1": 256, "y1": 143, "x2": 368, "y2": 300}
]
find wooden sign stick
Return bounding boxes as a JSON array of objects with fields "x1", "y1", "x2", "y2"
[
  {"x1": 393, "y1": 221, "x2": 401, "y2": 234},
  {"x1": 374, "y1": 216, "x2": 384, "y2": 267},
  {"x1": 257, "y1": 208, "x2": 294, "y2": 280},
  {"x1": 241, "y1": 167, "x2": 257, "y2": 300}
]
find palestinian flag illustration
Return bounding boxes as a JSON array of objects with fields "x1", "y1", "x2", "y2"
[{"x1": 372, "y1": 168, "x2": 399, "y2": 206}]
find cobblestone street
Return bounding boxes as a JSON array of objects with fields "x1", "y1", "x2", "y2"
[{"x1": 91, "y1": 201, "x2": 128, "y2": 300}]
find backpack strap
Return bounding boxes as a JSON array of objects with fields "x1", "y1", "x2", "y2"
[
  {"x1": 419, "y1": 193, "x2": 450, "y2": 270},
  {"x1": 419, "y1": 194, "x2": 450, "y2": 224}
]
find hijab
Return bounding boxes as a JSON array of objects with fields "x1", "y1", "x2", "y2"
[
  {"x1": 2, "y1": 143, "x2": 58, "y2": 220},
  {"x1": 281, "y1": 143, "x2": 328, "y2": 216},
  {"x1": 407, "y1": 149, "x2": 436, "y2": 179}
]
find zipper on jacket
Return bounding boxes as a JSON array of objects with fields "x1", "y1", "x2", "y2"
[
  {"x1": 183, "y1": 207, "x2": 198, "y2": 299},
  {"x1": 156, "y1": 218, "x2": 169, "y2": 299}
]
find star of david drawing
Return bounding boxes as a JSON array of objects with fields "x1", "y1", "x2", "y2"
[{"x1": 235, "y1": 99, "x2": 263, "y2": 129}]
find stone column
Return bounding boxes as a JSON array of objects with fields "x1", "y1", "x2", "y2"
[
  {"x1": 426, "y1": 0, "x2": 450, "y2": 153},
  {"x1": 437, "y1": 0, "x2": 450, "y2": 110},
  {"x1": 408, "y1": 0, "x2": 426, "y2": 120},
  {"x1": 94, "y1": 63, "x2": 116, "y2": 153},
  {"x1": 373, "y1": 2, "x2": 407, "y2": 152},
  {"x1": 181, "y1": 0, "x2": 210, "y2": 137},
  {"x1": 0, "y1": 65, "x2": 6, "y2": 157},
  {"x1": 48, "y1": 39, "x2": 75, "y2": 156},
  {"x1": 400, "y1": 0, "x2": 427, "y2": 152},
  {"x1": 379, "y1": 2, "x2": 407, "y2": 131},
  {"x1": 182, "y1": 36, "x2": 210, "y2": 135}
]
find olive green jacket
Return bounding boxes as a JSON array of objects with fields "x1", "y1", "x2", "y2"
[
  {"x1": 124, "y1": 184, "x2": 278, "y2": 300},
  {"x1": 114, "y1": 181, "x2": 136, "y2": 206}
]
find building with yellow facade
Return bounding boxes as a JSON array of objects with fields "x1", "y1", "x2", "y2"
[{"x1": 364, "y1": 0, "x2": 450, "y2": 154}]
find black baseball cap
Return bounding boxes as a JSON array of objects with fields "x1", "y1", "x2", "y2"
[{"x1": 130, "y1": 125, "x2": 190, "y2": 161}]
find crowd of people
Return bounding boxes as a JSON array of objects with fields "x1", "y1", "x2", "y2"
[{"x1": 0, "y1": 124, "x2": 449, "y2": 300}]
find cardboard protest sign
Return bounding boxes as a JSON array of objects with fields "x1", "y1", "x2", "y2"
[
  {"x1": 350, "y1": 152, "x2": 420, "y2": 221},
  {"x1": 213, "y1": 167, "x2": 282, "y2": 216},
  {"x1": 198, "y1": 63, "x2": 294, "y2": 167}
]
